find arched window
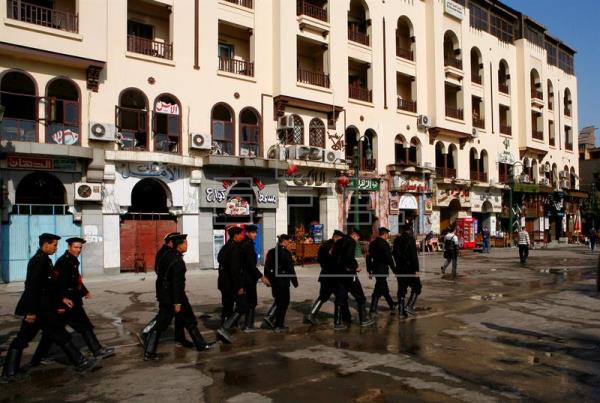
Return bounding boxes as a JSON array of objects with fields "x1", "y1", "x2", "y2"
[
  {"x1": 15, "y1": 172, "x2": 66, "y2": 214},
  {"x1": 443, "y1": 31, "x2": 462, "y2": 69},
  {"x1": 348, "y1": 0, "x2": 369, "y2": 46},
  {"x1": 409, "y1": 137, "x2": 420, "y2": 165},
  {"x1": 470, "y1": 47, "x2": 483, "y2": 84},
  {"x1": 530, "y1": 69, "x2": 542, "y2": 100},
  {"x1": 281, "y1": 114, "x2": 304, "y2": 145},
  {"x1": 396, "y1": 16, "x2": 414, "y2": 61},
  {"x1": 240, "y1": 108, "x2": 260, "y2": 157},
  {"x1": 211, "y1": 103, "x2": 235, "y2": 155},
  {"x1": 309, "y1": 118, "x2": 325, "y2": 148},
  {"x1": 394, "y1": 135, "x2": 407, "y2": 164},
  {"x1": 569, "y1": 167, "x2": 577, "y2": 189},
  {"x1": 345, "y1": 126, "x2": 358, "y2": 161},
  {"x1": 117, "y1": 88, "x2": 148, "y2": 150},
  {"x1": 153, "y1": 94, "x2": 181, "y2": 154},
  {"x1": 0, "y1": 70, "x2": 37, "y2": 142},
  {"x1": 564, "y1": 88, "x2": 572, "y2": 117},
  {"x1": 547, "y1": 80, "x2": 554, "y2": 110},
  {"x1": 129, "y1": 178, "x2": 170, "y2": 214},
  {"x1": 46, "y1": 78, "x2": 80, "y2": 146},
  {"x1": 498, "y1": 60, "x2": 510, "y2": 94},
  {"x1": 436, "y1": 142, "x2": 456, "y2": 178},
  {"x1": 362, "y1": 129, "x2": 376, "y2": 171}
]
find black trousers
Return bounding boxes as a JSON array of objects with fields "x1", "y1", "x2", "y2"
[
  {"x1": 245, "y1": 281, "x2": 258, "y2": 310},
  {"x1": 62, "y1": 306, "x2": 94, "y2": 333},
  {"x1": 337, "y1": 277, "x2": 367, "y2": 307},
  {"x1": 518, "y1": 245, "x2": 529, "y2": 262},
  {"x1": 372, "y1": 276, "x2": 391, "y2": 299},
  {"x1": 154, "y1": 300, "x2": 198, "y2": 335},
  {"x1": 9, "y1": 312, "x2": 71, "y2": 351},
  {"x1": 318, "y1": 278, "x2": 337, "y2": 303},
  {"x1": 397, "y1": 275, "x2": 422, "y2": 298},
  {"x1": 271, "y1": 281, "x2": 290, "y2": 327},
  {"x1": 221, "y1": 291, "x2": 235, "y2": 321}
]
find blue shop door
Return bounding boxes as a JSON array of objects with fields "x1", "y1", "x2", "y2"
[{"x1": 1, "y1": 215, "x2": 81, "y2": 283}]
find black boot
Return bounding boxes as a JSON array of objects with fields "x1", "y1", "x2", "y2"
[
  {"x1": 358, "y1": 303, "x2": 375, "y2": 327},
  {"x1": 174, "y1": 323, "x2": 194, "y2": 349},
  {"x1": 333, "y1": 305, "x2": 347, "y2": 331},
  {"x1": 217, "y1": 312, "x2": 240, "y2": 344},
  {"x1": 406, "y1": 292, "x2": 419, "y2": 316},
  {"x1": 384, "y1": 293, "x2": 396, "y2": 313},
  {"x1": 274, "y1": 308, "x2": 288, "y2": 333},
  {"x1": 369, "y1": 295, "x2": 379, "y2": 317},
  {"x1": 188, "y1": 327, "x2": 214, "y2": 352},
  {"x1": 1, "y1": 348, "x2": 26, "y2": 383},
  {"x1": 30, "y1": 336, "x2": 53, "y2": 367},
  {"x1": 342, "y1": 305, "x2": 353, "y2": 324},
  {"x1": 143, "y1": 330, "x2": 163, "y2": 361},
  {"x1": 81, "y1": 330, "x2": 115, "y2": 359},
  {"x1": 60, "y1": 341, "x2": 97, "y2": 372},
  {"x1": 137, "y1": 317, "x2": 157, "y2": 347},
  {"x1": 262, "y1": 304, "x2": 277, "y2": 329},
  {"x1": 398, "y1": 297, "x2": 408, "y2": 318},
  {"x1": 243, "y1": 308, "x2": 258, "y2": 333},
  {"x1": 304, "y1": 299, "x2": 324, "y2": 325}
]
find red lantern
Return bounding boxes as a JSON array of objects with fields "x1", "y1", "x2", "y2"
[
  {"x1": 337, "y1": 175, "x2": 350, "y2": 187},
  {"x1": 286, "y1": 165, "x2": 298, "y2": 176}
]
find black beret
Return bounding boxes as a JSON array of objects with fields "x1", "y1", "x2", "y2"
[
  {"x1": 245, "y1": 225, "x2": 258, "y2": 233},
  {"x1": 66, "y1": 237, "x2": 86, "y2": 244},
  {"x1": 350, "y1": 228, "x2": 363, "y2": 239},
  {"x1": 278, "y1": 234, "x2": 291, "y2": 242},
  {"x1": 39, "y1": 233, "x2": 61, "y2": 242},
  {"x1": 228, "y1": 227, "x2": 243, "y2": 237},
  {"x1": 164, "y1": 232, "x2": 181, "y2": 242},
  {"x1": 333, "y1": 230, "x2": 345, "y2": 237},
  {"x1": 170, "y1": 233, "x2": 188, "y2": 243},
  {"x1": 378, "y1": 227, "x2": 390, "y2": 234}
]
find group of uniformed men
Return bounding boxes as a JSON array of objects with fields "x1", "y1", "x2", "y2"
[{"x1": 2, "y1": 222, "x2": 422, "y2": 381}]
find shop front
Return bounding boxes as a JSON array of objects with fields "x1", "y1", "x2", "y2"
[
  {"x1": 433, "y1": 184, "x2": 471, "y2": 234},
  {"x1": 470, "y1": 186, "x2": 503, "y2": 236},
  {"x1": 388, "y1": 172, "x2": 432, "y2": 235},
  {"x1": 343, "y1": 177, "x2": 381, "y2": 242}
]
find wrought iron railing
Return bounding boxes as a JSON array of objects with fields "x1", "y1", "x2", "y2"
[
  {"x1": 7, "y1": 0, "x2": 78, "y2": 33},
  {"x1": 349, "y1": 85, "x2": 372, "y2": 102},
  {"x1": 127, "y1": 35, "x2": 173, "y2": 60},
  {"x1": 444, "y1": 57, "x2": 463, "y2": 70},
  {"x1": 297, "y1": 68, "x2": 330, "y2": 87},
  {"x1": 223, "y1": 0, "x2": 253, "y2": 9},
  {"x1": 397, "y1": 98, "x2": 417, "y2": 113},
  {"x1": 0, "y1": 118, "x2": 37, "y2": 142},
  {"x1": 436, "y1": 167, "x2": 457, "y2": 178},
  {"x1": 396, "y1": 45, "x2": 413, "y2": 61},
  {"x1": 296, "y1": 0, "x2": 327, "y2": 22},
  {"x1": 445, "y1": 106, "x2": 464, "y2": 120},
  {"x1": 218, "y1": 56, "x2": 254, "y2": 77}
]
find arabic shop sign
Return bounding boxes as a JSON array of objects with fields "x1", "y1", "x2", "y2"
[
  {"x1": 348, "y1": 178, "x2": 380, "y2": 191},
  {"x1": 200, "y1": 178, "x2": 278, "y2": 209},
  {"x1": 513, "y1": 182, "x2": 539, "y2": 193},
  {"x1": 120, "y1": 162, "x2": 182, "y2": 182},
  {"x1": 7, "y1": 155, "x2": 78, "y2": 172}
]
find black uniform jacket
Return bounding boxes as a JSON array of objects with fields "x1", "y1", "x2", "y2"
[
  {"x1": 156, "y1": 250, "x2": 188, "y2": 305},
  {"x1": 15, "y1": 250, "x2": 59, "y2": 316},
  {"x1": 217, "y1": 240, "x2": 244, "y2": 293},
  {"x1": 367, "y1": 237, "x2": 395, "y2": 275},
  {"x1": 264, "y1": 245, "x2": 297, "y2": 287},
  {"x1": 334, "y1": 236, "x2": 358, "y2": 274},
  {"x1": 392, "y1": 232, "x2": 420, "y2": 275},
  {"x1": 240, "y1": 238, "x2": 263, "y2": 285},
  {"x1": 55, "y1": 251, "x2": 88, "y2": 307},
  {"x1": 154, "y1": 244, "x2": 171, "y2": 273},
  {"x1": 317, "y1": 239, "x2": 335, "y2": 281}
]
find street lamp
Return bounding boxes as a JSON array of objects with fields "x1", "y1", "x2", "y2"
[
  {"x1": 507, "y1": 160, "x2": 524, "y2": 243},
  {"x1": 351, "y1": 135, "x2": 372, "y2": 235}
]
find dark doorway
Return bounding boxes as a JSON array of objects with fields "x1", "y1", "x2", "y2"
[{"x1": 129, "y1": 178, "x2": 169, "y2": 214}]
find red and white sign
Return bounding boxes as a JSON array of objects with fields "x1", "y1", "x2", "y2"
[{"x1": 154, "y1": 101, "x2": 180, "y2": 115}]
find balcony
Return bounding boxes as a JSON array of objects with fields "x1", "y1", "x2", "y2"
[
  {"x1": 498, "y1": 83, "x2": 509, "y2": 94},
  {"x1": 471, "y1": 73, "x2": 482, "y2": 85},
  {"x1": 565, "y1": 109, "x2": 572, "y2": 117},
  {"x1": 0, "y1": 118, "x2": 37, "y2": 142},
  {"x1": 297, "y1": 68, "x2": 330, "y2": 88},
  {"x1": 360, "y1": 159, "x2": 377, "y2": 172},
  {"x1": 531, "y1": 89, "x2": 543, "y2": 100},
  {"x1": 444, "y1": 57, "x2": 462, "y2": 70},
  {"x1": 500, "y1": 125, "x2": 512, "y2": 135},
  {"x1": 396, "y1": 45, "x2": 413, "y2": 61},
  {"x1": 549, "y1": 137, "x2": 555, "y2": 147},
  {"x1": 297, "y1": 1, "x2": 327, "y2": 22},
  {"x1": 7, "y1": 0, "x2": 78, "y2": 33},
  {"x1": 473, "y1": 117, "x2": 485, "y2": 129},
  {"x1": 127, "y1": 35, "x2": 173, "y2": 60},
  {"x1": 436, "y1": 167, "x2": 457, "y2": 179},
  {"x1": 348, "y1": 27, "x2": 369, "y2": 46},
  {"x1": 565, "y1": 142, "x2": 573, "y2": 151},
  {"x1": 349, "y1": 85, "x2": 372, "y2": 103},
  {"x1": 499, "y1": 172, "x2": 509, "y2": 184},
  {"x1": 218, "y1": 56, "x2": 254, "y2": 77},
  {"x1": 445, "y1": 106, "x2": 464, "y2": 120},
  {"x1": 532, "y1": 130, "x2": 544, "y2": 140},
  {"x1": 397, "y1": 98, "x2": 417, "y2": 113},
  {"x1": 470, "y1": 171, "x2": 488, "y2": 182},
  {"x1": 223, "y1": 0, "x2": 253, "y2": 9}
]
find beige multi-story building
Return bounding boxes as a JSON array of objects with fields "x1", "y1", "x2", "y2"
[{"x1": 0, "y1": 0, "x2": 582, "y2": 281}]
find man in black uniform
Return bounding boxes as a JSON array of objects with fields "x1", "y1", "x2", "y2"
[
  {"x1": 216, "y1": 227, "x2": 248, "y2": 344},
  {"x1": 2, "y1": 234, "x2": 96, "y2": 382},
  {"x1": 239, "y1": 225, "x2": 270, "y2": 332},
  {"x1": 393, "y1": 223, "x2": 421, "y2": 317},
  {"x1": 367, "y1": 227, "x2": 396, "y2": 316},
  {"x1": 304, "y1": 230, "x2": 345, "y2": 325},
  {"x1": 143, "y1": 234, "x2": 213, "y2": 360},
  {"x1": 264, "y1": 235, "x2": 298, "y2": 332},
  {"x1": 30, "y1": 237, "x2": 114, "y2": 366},
  {"x1": 334, "y1": 228, "x2": 374, "y2": 328},
  {"x1": 138, "y1": 232, "x2": 192, "y2": 348}
]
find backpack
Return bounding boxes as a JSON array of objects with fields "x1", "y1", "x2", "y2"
[{"x1": 443, "y1": 235, "x2": 457, "y2": 259}]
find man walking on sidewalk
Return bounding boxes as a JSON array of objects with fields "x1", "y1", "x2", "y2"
[
  {"x1": 441, "y1": 225, "x2": 459, "y2": 278},
  {"x1": 518, "y1": 226, "x2": 531, "y2": 264},
  {"x1": 393, "y1": 223, "x2": 421, "y2": 317},
  {"x1": 482, "y1": 227, "x2": 491, "y2": 254},
  {"x1": 367, "y1": 227, "x2": 396, "y2": 316},
  {"x1": 264, "y1": 235, "x2": 298, "y2": 332},
  {"x1": 239, "y1": 225, "x2": 270, "y2": 332}
]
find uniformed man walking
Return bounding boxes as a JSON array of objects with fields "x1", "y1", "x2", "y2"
[
  {"x1": 2, "y1": 234, "x2": 96, "y2": 382},
  {"x1": 304, "y1": 230, "x2": 345, "y2": 325},
  {"x1": 264, "y1": 235, "x2": 298, "y2": 332},
  {"x1": 239, "y1": 225, "x2": 270, "y2": 331},
  {"x1": 143, "y1": 234, "x2": 213, "y2": 360},
  {"x1": 367, "y1": 227, "x2": 396, "y2": 316},
  {"x1": 393, "y1": 223, "x2": 422, "y2": 317},
  {"x1": 30, "y1": 237, "x2": 114, "y2": 366}
]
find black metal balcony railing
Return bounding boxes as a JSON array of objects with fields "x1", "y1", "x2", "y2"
[
  {"x1": 444, "y1": 57, "x2": 463, "y2": 70},
  {"x1": 436, "y1": 167, "x2": 457, "y2": 178},
  {"x1": 296, "y1": 0, "x2": 327, "y2": 22},
  {"x1": 532, "y1": 130, "x2": 544, "y2": 140},
  {"x1": 349, "y1": 85, "x2": 372, "y2": 102},
  {"x1": 348, "y1": 28, "x2": 369, "y2": 46},
  {"x1": 218, "y1": 56, "x2": 254, "y2": 77},
  {"x1": 565, "y1": 108, "x2": 572, "y2": 117},
  {"x1": 7, "y1": 0, "x2": 78, "y2": 33},
  {"x1": 223, "y1": 0, "x2": 253, "y2": 9},
  {"x1": 470, "y1": 171, "x2": 488, "y2": 182},
  {"x1": 565, "y1": 142, "x2": 573, "y2": 151},
  {"x1": 471, "y1": 73, "x2": 482, "y2": 85},
  {"x1": 396, "y1": 45, "x2": 414, "y2": 61},
  {"x1": 127, "y1": 35, "x2": 173, "y2": 60},
  {"x1": 531, "y1": 89, "x2": 543, "y2": 100},
  {"x1": 473, "y1": 117, "x2": 485, "y2": 129},
  {"x1": 397, "y1": 98, "x2": 417, "y2": 113},
  {"x1": 498, "y1": 82, "x2": 509, "y2": 94},
  {"x1": 446, "y1": 106, "x2": 464, "y2": 120},
  {"x1": 297, "y1": 68, "x2": 330, "y2": 88},
  {"x1": 500, "y1": 125, "x2": 512, "y2": 135},
  {"x1": 0, "y1": 118, "x2": 37, "y2": 142}
]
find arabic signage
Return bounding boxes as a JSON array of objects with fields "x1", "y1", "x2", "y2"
[
  {"x1": 348, "y1": 178, "x2": 380, "y2": 191},
  {"x1": 200, "y1": 177, "x2": 278, "y2": 209},
  {"x1": 436, "y1": 187, "x2": 471, "y2": 207},
  {"x1": 119, "y1": 162, "x2": 182, "y2": 182},
  {"x1": 390, "y1": 175, "x2": 430, "y2": 193},
  {"x1": 7, "y1": 156, "x2": 78, "y2": 172},
  {"x1": 498, "y1": 150, "x2": 515, "y2": 165},
  {"x1": 155, "y1": 101, "x2": 180, "y2": 115},
  {"x1": 513, "y1": 183, "x2": 540, "y2": 193},
  {"x1": 285, "y1": 169, "x2": 329, "y2": 188},
  {"x1": 444, "y1": 0, "x2": 464, "y2": 20}
]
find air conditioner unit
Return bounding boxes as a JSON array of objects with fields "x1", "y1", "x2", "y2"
[
  {"x1": 544, "y1": 164, "x2": 551, "y2": 173},
  {"x1": 89, "y1": 122, "x2": 116, "y2": 142},
  {"x1": 559, "y1": 171, "x2": 568, "y2": 179},
  {"x1": 190, "y1": 133, "x2": 212, "y2": 150},
  {"x1": 324, "y1": 149, "x2": 346, "y2": 164},
  {"x1": 417, "y1": 115, "x2": 432, "y2": 129},
  {"x1": 423, "y1": 161, "x2": 433, "y2": 169},
  {"x1": 287, "y1": 145, "x2": 311, "y2": 160},
  {"x1": 538, "y1": 177, "x2": 550, "y2": 186},
  {"x1": 471, "y1": 128, "x2": 479, "y2": 138},
  {"x1": 560, "y1": 179, "x2": 570, "y2": 189},
  {"x1": 308, "y1": 147, "x2": 325, "y2": 161},
  {"x1": 267, "y1": 144, "x2": 287, "y2": 161},
  {"x1": 277, "y1": 115, "x2": 295, "y2": 129},
  {"x1": 75, "y1": 182, "x2": 102, "y2": 202}
]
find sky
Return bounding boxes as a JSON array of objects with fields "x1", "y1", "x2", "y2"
[{"x1": 503, "y1": 0, "x2": 600, "y2": 142}]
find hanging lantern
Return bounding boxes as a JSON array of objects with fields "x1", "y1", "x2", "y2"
[
  {"x1": 286, "y1": 165, "x2": 298, "y2": 176},
  {"x1": 337, "y1": 175, "x2": 350, "y2": 187}
]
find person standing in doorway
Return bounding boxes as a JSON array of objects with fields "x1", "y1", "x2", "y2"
[
  {"x1": 482, "y1": 227, "x2": 491, "y2": 254},
  {"x1": 518, "y1": 226, "x2": 531, "y2": 264},
  {"x1": 441, "y1": 225, "x2": 460, "y2": 278}
]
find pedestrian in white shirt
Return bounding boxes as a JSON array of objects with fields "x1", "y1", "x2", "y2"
[
  {"x1": 441, "y1": 225, "x2": 460, "y2": 278},
  {"x1": 518, "y1": 226, "x2": 531, "y2": 264}
]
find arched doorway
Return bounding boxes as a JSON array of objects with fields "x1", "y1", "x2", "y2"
[
  {"x1": 3, "y1": 172, "x2": 80, "y2": 282},
  {"x1": 119, "y1": 178, "x2": 177, "y2": 272},
  {"x1": 440, "y1": 198, "x2": 461, "y2": 232}
]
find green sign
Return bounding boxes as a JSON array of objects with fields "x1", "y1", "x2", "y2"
[
  {"x1": 53, "y1": 158, "x2": 77, "y2": 171},
  {"x1": 348, "y1": 178, "x2": 380, "y2": 191},
  {"x1": 513, "y1": 182, "x2": 539, "y2": 193}
]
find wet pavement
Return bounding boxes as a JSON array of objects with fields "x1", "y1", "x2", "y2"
[{"x1": 1, "y1": 246, "x2": 599, "y2": 402}]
